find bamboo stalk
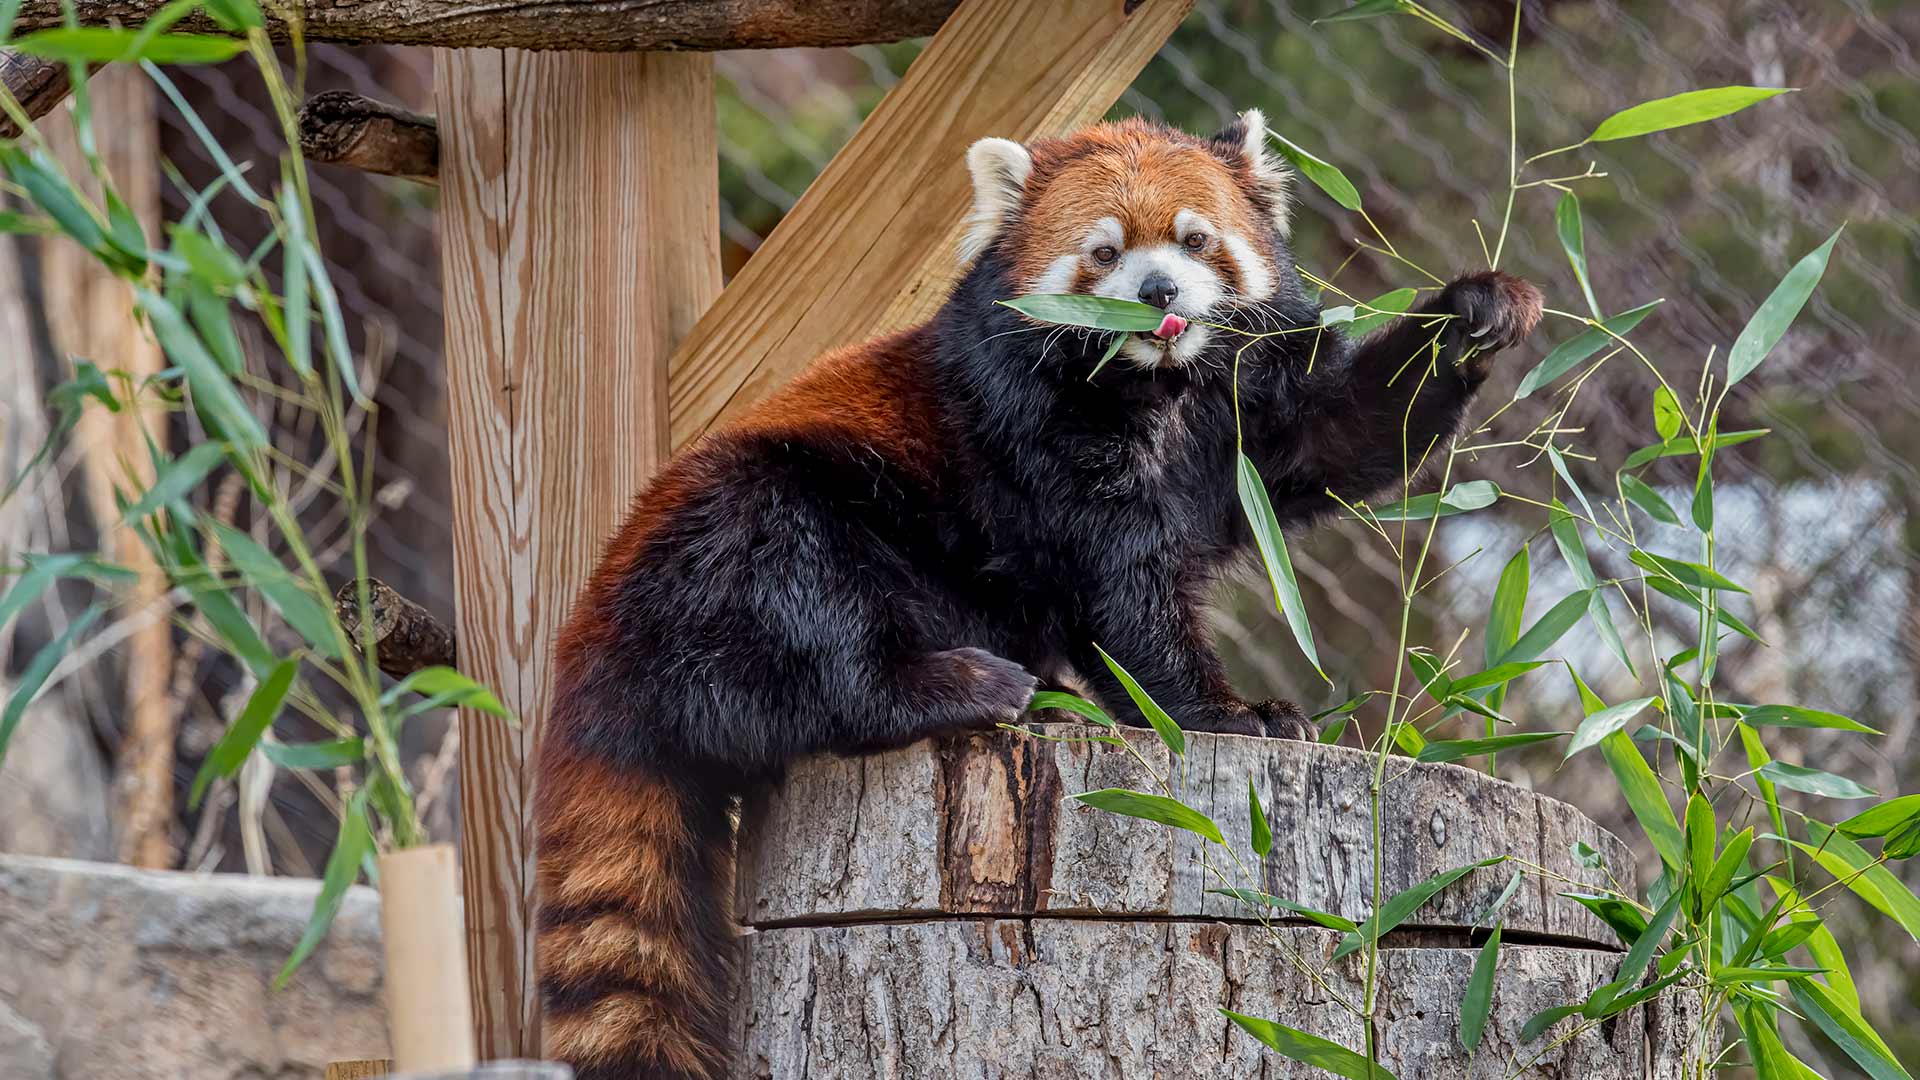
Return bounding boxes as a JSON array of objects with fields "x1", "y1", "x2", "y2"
[{"x1": 377, "y1": 843, "x2": 477, "y2": 1073}]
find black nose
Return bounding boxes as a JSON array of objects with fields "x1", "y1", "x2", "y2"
[{"x1": 1138, "y1": 273, "x2": 1179, "y2": 310}]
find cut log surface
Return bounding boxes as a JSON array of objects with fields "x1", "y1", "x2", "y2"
[{"x1": 736, "y1": 728, "x2": 1701, "y2": 1078}]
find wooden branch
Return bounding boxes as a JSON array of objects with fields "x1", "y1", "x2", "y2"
[
  {"x1": 667, "y1": 0, "x2": 1195, "y2": 449},
  {"x1": 298, "y1": 91, "x2": 439, "y2": 185},
  {"x1": 0, "y1": 49, "x2": 76, "y2": 139},
  {"x1": 9, "y1": 0, "x2": 960, "y2": 50},
  {"x1": 334, "y1": 578, "x2": 456, "y2": 679}
]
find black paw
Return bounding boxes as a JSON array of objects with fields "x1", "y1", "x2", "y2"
[
  {"x1": 931, "y1": 647, "x2": 1039, "y2": 726},
  {"x1": 1253, "y1": 699, "x2": 1317, "y2": 741},
  {"x1": 1183, "y1": 701, "x2": 1267, "y2": 738},
  {"x1": 1440, "y1": 270, "x2": 1544, "y2": 378}
]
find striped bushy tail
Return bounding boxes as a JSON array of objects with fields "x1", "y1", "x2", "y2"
[{"x1": 535, "y1": 746, "x2": 736, "y2": 1080}]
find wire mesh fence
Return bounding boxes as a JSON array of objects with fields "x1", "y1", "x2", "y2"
[{"x1": 10, "y1": 0, "x2": 1917, "y2": 1071}]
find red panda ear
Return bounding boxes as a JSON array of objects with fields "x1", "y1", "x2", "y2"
[
  {"x1": 1212, "y1": 108, "x2": 1292, "y2": 238},
  {"x1": 960, "y1": 137, "x2": 1033, "y2": 265}
]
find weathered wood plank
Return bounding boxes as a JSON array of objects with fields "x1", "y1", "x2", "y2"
[
  {"x1": 737, "y1": 921, "x2": 1677, "y2": 1078},
  {"x1": 667, "y1": 0, "x2": 1195, "y2": 451},
  {"x1": 738, "y1": 727, "x2": 1632, "y2": 947},
  {"x1": 8, "y1": 0, "x2": 962, "y2": 51},
  {"x1": 435, "y1": 47, "x2": 720, "y2": 1060}
]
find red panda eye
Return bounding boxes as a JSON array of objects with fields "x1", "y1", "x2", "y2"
[
  {"x1": 1184, "y1": 232, "x2": 1209, "y2": 251},
  {"x1": 1091, "y1": 245, "x2": 1119, "y2": 265}
]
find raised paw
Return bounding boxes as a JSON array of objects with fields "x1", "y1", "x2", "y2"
[
  {"x1": 1440, "y1": 270, "x2": 1544, "y2": 377},
  {"x1": 926, "y1": 647, "x2": 1039, "y2": 727},
  {"x1": 1253, "y1": 699, "x2": 1317, "y2": 741}
]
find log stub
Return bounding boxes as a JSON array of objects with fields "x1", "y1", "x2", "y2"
[{"x1": 735, "y1": 727, "x2": 1701, "y2": 1078}]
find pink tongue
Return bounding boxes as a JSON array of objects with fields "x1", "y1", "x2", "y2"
[{"x1": 1153, "y1": 313, "x2": 1188, "y2": 340}]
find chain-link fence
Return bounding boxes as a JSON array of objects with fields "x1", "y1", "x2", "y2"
[{"x1": 24, "y1": 0, "x2": 1916, "y2": 1071}]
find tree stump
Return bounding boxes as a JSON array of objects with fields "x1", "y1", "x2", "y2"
[{"x1": 733, "y1": 726, "x2": 1701, "y2": 1078}]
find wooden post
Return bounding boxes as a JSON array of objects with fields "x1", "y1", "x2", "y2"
[
  {"x1": 667, "y1": 0, "x2": 1193, "y2": 449},
  {"x1": 434, "y1": 48, "x2": 720, "y2": 1060},
  {"x1": 36, "y1": 66, "x2": 177, "y2": 870}
]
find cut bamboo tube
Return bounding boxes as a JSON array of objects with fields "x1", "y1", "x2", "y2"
[{"x1": 378, "y1": 844, "x2": 477, "y2": 1072}]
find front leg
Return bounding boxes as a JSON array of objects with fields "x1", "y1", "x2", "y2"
[
  {"x1": 1252, "y1": 270, "x2": 1542, "y2": 518},
  {"x1": 1068, "y1": 572, "x2": 1312, "y2": 740}
]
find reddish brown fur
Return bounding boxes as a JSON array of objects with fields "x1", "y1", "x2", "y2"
[{"x1": 1005, "y1": 119, "x2": 1274, "y2": 292}]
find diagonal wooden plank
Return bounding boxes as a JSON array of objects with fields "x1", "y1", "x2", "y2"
[{"x1": 667, "y1": 0, "x2": 1194, "y2": 449}]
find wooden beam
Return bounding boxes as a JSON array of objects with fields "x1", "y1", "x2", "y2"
[
  {"x1": 435, "y1": 47, "x2": 720, "y2": 1060},
  {"x1": 10, "y1": 0, "x2": 960, "y2": 50},
  {"x1": 667, "y1": 0, "x2": 1194, "y2": 449},
  {"x1": 298, "y1": 91, "x2": 439, "y2": 185}
]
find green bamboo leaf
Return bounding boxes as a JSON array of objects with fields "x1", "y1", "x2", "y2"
[
  {"x1": 1417, "y1": 731, "x2": 1566, "y2": 764},
  {"x1": 1092, "y1": 645, "x2": 1183, "y2": 754},
  {"x1": 276, "y1": 786, "x2": 373, "y2": 988},
  {"x1": 1758, "y1": 762, "x2": 1876, "y2": 800},
  {"x1": 380, "y1": 665, "x2": 511, "y2": 718},
  {"x1": 1520, "y1": 1003, "x2": 1584, "y2": 1043},
  {"x1": 1459, "y1": 922, "x2": 1501, "y2": 1052},
  {"x1": 13, "y1": 26, "x2": 246, "y2": 63},
  {"x1": 1631, "y1": 549, "x2": 1748, "y2": 593},
  {"x1": 1340, "y1": 287, "x2": 1418, "y2": 336},
  {"x1": 1588, "y1": 590, "x2": 1636, "y2": 677},
  {"x1": 1653, "y1": 386, "x2": 1683, "y2": 442},
  {"x1": 120, "y1": 441, "x2": 229, "y2": 521},
  {"x1": 1248, "y1": 777, "x2": 1272, "y2": 859},
  {"x1": 260, "y1": 737, "x2": 366, "y2": 771},
  {"x1": 1767, "y1": 877, "x2": 1860, "y2": 1010},
  {"x1": 1620, "y1": 474, "x2": 1681, "y2": 526},
  {"x1": 1221, "y1": 1010, "x2": 1395, "y2": 1079},
  {"x1": 1333, "y1": 857, "x2": 1506, "y2": 960},
  {"x1": 1495, "y1": 589, "x2": 1592, "y2": 666},
  {"x1": 1839, "y1": 796, "x2": 1920, "y2": 839},
  {"x1": 1741, "y1": 1006, "x2": 1822, "y2": 1080},
  {"x1": 1445, "y1": 661, "x2": 1546, "y2": 695},
  {"x1": 1755, "y1": 919, "x2": 1822, "y2": 959},
  {"x1": 1684, "y1": 791, "x2": 1715, "y2": 886},
  {"x1": 1599, "y1": 728, "x2": 1684, "y2": 870},
  {"x1": 1554, "y1": 191, "x2": 1601, "y2": 319},
  {"x1": 1364, "y1": 479, "x2": 1502, "y2": 522},
  {"x1": 201, "y1": 0, "x2": 263, "y2": 32},
  {"x1": 1549, "y1": 500, "x2": 1596, "y2": 591},
  {"x1": 1794, "y1": 823, "x2": 1920, "y2": 941},
  {"x1": 1585, "y1": 888, "x2": 1681, "y2": 1017},
  {"x1": 1072, "y1": 788, "x2": 1222, "y2": 845},
  {"x1": 1588, "y1": 86, "x2": 1794, "y2": 142},
  {"x1": 1513, "y1": 299, "x2": 1662, "y2": 399},
  {"x1": 1789, "y1": 980, "x2": 1913, "y2": 1080},
  {"x1": 1546, "y1": 445, "x2": 1596, "y2": 526},
  {"x1": 0, "y1": 552, "x2": 133, "y2": 629},
  {"x1": 0, "y1": 146, "x2": 107, "y2": 255},
  {"x1": 1643, "y1": 575, "x2": 1763, "y2": 642},
  {"x1": 1565, "y1": 696, "x2": 1658, "y2": 759},
  {"x1": 1266, "y1": 132, "x2": 1361, "y2": 212},
  {"x1": 1621, "y1": 427, "x2": 1768, "y2": 471},
  {"x1": 187, "y1": 282, "x2": 247, "y2": 377},
  {"x1": 1086, "y1": 331, "x2": 1128, "y2": 381},
  {"x1": 999, "y1": 294, "x2": 1165, "y2": 332},
  {"x1": 1028, "y1": 690, "x2": 1116, "y2": 729},
  {"x1": 1237, "y1": 453, "x2": 1326, "y2": 682},
  {"x1": 137, "y1": 288, "x2": 267, "y2": 451},
  {"x1": 1739, "y1": 704, "x2": 1879, "y2": 735},
  {"x1": 209, "y1": 522, "x2": 342, "y2": 660},
  {"x1": 1485, "y1": 544, "x2": 1528, "y2": 726},
  {"x1": 1739, "y1": 724, "x2": 1788, "y2": 860},
  {"x1": 1728, "y1": 225, "x2": 1842, "y2": 385},
  {"x1": 1700, "y1": 828, "x2": 1756, "y2": 910},
  {"x1": 1314, "y1": 0, "x2": 1406, "y2": 23},
  {"x1": 1207, "y1": 889, "x2": 1359, "y2": 933},
  {"x1": 1562, "y1": 891, "x2": 1648, "y2": 945},
  {"x1": 0, "y1": 606, "x2": 103, "y2": 767},
  {"x1": 188, "y1": 657, "x2": 298, "y2": 809},
  {"x1": 1691, "y1": 422, "x2": 1716, "y2": 533}
]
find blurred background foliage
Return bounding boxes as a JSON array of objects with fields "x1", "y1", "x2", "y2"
[{"x1": 2, "y1": 0, "x2": 1916, "y2": 1073}]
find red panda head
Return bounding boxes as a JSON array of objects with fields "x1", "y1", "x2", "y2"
[{"x1": 962, "y1": 110, "x2": 1292, "y2": 369}]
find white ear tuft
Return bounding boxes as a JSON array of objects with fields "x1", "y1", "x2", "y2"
[
  {"x1": 959, "y1": 137, "x2": 1034, "y2": 265},
  {"x1": 1234, "y1": 108, "x2": 1292, "y2": 237}
]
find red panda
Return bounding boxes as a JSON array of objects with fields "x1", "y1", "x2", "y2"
[{"x1": 534, "y1": 110, "x2": 1542, "y2": 1079}]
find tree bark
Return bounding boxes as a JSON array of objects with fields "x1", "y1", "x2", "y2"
[
  {"x1": 298, "y1": 91, "x2": 439, "y2": 185},
  {"x1": 8, "y1": 0, "x2": 960, "y2": 50},
  {"x1": 334, "y1": 578, "x2": 456, "y2": 679},
  {"x1": 736, "y1": 727, "x2": 1711, "y2": 1078},
  {"x1": 0, "y1": 50, "x2": 74, "y2": 140}
]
